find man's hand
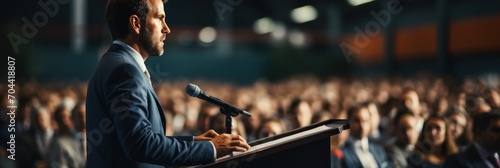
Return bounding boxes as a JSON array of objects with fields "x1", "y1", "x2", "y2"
[
  {"x1": 210, "y1": 134, "x2": 251, "y2": 158},
  {"x1": 194, "y1": 129, "x2": 219, "y2": 141}
]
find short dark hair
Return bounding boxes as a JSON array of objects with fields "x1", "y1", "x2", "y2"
[
  {"x1": 105, "y1": 0, "x2": 167, "y2": 40},
  {"x1": 473, "y1": 110, "x2": 500, "y2": 135},
  {"x1": 347, "y1": 104, "x2": 367, "y2": 120},
  {"x1": 393, "y1": 108, "x2": 414, "y2": 126}
]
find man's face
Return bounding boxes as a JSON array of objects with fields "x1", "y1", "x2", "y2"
[
  {"x1": 396, "y1": 115, "x2": 419, "y2": 146},
  {"x1": 349, "y1": 108, "x2": 371, "y2": 139},
  {"x1": 478, "y1": 119, "x2": 500, "y2": 152},
  {"x1": 140, "y1": 0, "x2": 170, "y2": 56},
  {"x1": 403, "y1": 91, "x2": 421, "y2": 115}
]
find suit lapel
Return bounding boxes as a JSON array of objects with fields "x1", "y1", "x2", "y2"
[
  {"x1": 148, "y1": 88, "x2": 167, "y2": 130},
  {"x1": 343, "y1": 142, "x2": 364, "y2": 167},
  {"x1": 369, "y1": 144, "x2": 382, "y2": 167}
]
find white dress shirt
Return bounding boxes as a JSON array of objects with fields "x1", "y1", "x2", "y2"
[{"x1": 349, "y1": 136, "x2": 379, "y2": 168}]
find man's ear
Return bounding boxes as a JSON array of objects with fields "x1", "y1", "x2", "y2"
[{"x1": 129, "y1": 15, "x2": 141, "y2": 35}]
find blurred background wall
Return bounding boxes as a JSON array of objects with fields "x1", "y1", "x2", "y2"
[{"x1": 1, "y1": 0, "x2": 500, "y2": 84}]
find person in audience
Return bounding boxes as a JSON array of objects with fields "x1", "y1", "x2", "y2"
[
  {"x1": 285, "y1": 98, "x2": 313, "y2": 130},
  {"x1": 402, "y1": 89, "x2": 425, "y2": 133},
  {"x1": 407, "y1": 115, "x2": 458, "y2": 168},
  {"x1": 485, "y1": 89, "x2": 500, "y2": 110},
  {"x1": 17, "y1": 106, "x2": 55, "y2": 168},
  {"x1": 385, "y1": 110, "x2": 419, "y2": 168},
  {"x1": 341, "y1": 104, "x2": 391, "y2": 168},
  {"x1": 365, "y1": 102, "x2": 384, "y2": 142},
  {"x1": 196, "y1": 102, "x2": 220, "y2": 134},
  {"x1": 444, "y1": 106, "x2": 472, "y2": 149},
  {"x1": 256, "y1": 118, "x2": 287, "y2": 139},
  {"x1": 443, "y1": 111, "x2": 500, "y2": 168},
  {"x1": 72, "y1": 101, "x2": 87, "y2": 164},
  {"x1": 312, "y1": 110, "x2": 334, "y2": 124},
  {"x1": 433, "y1": 97, "x2": 449, "y2": 116},
  {"x1": 49, "y1": 105, "x2": 85, "y2": 168},
  {"x1": 241, "y1": 105, "x2": 262, "y2": 142}
]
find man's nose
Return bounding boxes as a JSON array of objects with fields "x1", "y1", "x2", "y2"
[{"x1": 163, "y1": 21, "x2": 170, "y2": 35}]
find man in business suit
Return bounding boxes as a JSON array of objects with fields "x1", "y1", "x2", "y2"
[
  {"x1": 341, "y1": 104, "x2": 391, "y2": 168},
  {"x1": 443, "y1": 111, "x2": 500, "y2": 168},
  {"x1": 49, "y1": 106, "x2": 85, "y2": 168},
  {"x1": 385, "y1": 110, "x2": 419, "y2": 168},
  {"x1": 17, "y1": 106, "x2": 55, "y2": 168},
  {"x1": 86, "y1": 0, "x2": 250, "y2": 167}
]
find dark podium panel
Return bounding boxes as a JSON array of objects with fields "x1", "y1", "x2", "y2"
[{"x1": 193, "y1": 119, "x2": 349, "y2": 168}]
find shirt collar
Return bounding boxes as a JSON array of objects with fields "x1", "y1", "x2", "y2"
[
  {"x1": 113, "y1": 40, "x2": 148, "y2": 73},
  {"x1": 349, "y1": 136, "x2": 369, "y2": 151}
]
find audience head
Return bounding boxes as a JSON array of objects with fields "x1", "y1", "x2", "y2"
[
  {"x1": 417, "y1": 115, "x2": 457, "y2": 156},
  {"x1": 394, "y1": 110, "x2": 419, "y2": 146},
  {"x1": 402, "y1": 89, "x2": 421, "y2": 117},
  {"x1": 54, "y1": 105, "x2": 74, "y2": 134},
  {"x1": 347, "y1": 104, "x2": 371, "y2": 140},
  {"x1": 485, "y1": 89, "x2": 500, "y2": 109},
  {"x1": 72, "y1": 101, "x2": 86, "y2": 132},
  {"x1": 241, "y1": 105, "x2": 262, "y2": 135},
  {"x1": 365, "y1": 102, "x2": 381, "y2": 135},
  {"x1": 311, "y1": 110, "x2": 333, "y2": 124},
  {"x1": 197, "y1": 102, "x2": 219, "y2": 132},
  {"x1": 287, "y1": 98, "x2": 313, "y2": 129},
  {"x1": 256, "y1": 118, "x2": 286, "y2": 139},
  {"x1": 31, "y1": 106, "x2": 52, "y2": 133},
  {"x1": 444, "y1": 106, "x2": 469, "y2": 140},
  {"x1": 473, "y1": 110, "x2": 500, "y2": 152}
]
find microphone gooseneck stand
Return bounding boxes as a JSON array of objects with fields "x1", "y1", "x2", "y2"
[{"x1": 219, "y1": 108, "x2": 245, "y2": 134}]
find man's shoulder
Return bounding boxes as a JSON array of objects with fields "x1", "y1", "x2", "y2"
[
  {"x1": 95, "y1": 46, "x2": 140, "y2": 75},
  {"x1": 100, "y1": 45, "x2": 135, "y2": 65}
]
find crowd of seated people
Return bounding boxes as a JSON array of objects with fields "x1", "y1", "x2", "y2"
[{"x1": 0, "y1": 74, "x2": 499, "y2": 168}]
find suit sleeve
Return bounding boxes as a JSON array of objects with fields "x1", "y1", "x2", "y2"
[
  {"x1": 105, "y1": 63, "x2": 215, "y2": 166},
  {"x1": 172, "y1": 136, "x2": 194, "y2": 141}
]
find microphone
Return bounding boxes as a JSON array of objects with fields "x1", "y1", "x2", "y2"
[{"x1": 185, "y1": 83, "x2": 251, "y2": 117}]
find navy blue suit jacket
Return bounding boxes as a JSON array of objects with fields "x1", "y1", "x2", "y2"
[
  {"x1": 443, "y1": 144, "x2": 489, "y2": 168},
  {"x1": 341, "y1": 140, "x2": 391, "y2": 168},
  {"x1": 86, "y1": 44, "x2": 215, "y2": 168}
]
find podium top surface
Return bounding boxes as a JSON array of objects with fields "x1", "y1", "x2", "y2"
[
  {"x1": 189, "y1": 119, "x2": 349, "y2": 168},
  {"x1": 248, "y1": 119, "x2": 349, "y2": 146}
]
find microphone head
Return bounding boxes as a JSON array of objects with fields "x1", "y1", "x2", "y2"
[{"x1": 185, "y1": 83, "x2": 201, "y2": 97}]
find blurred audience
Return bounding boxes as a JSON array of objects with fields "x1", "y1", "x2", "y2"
[{"x1": 3, "y1": 73, "x2": 500, "y2": 167}]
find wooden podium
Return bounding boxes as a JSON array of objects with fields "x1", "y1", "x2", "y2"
[{"x1": 191, "y1": 119, "x2": 349, "y2": 168}]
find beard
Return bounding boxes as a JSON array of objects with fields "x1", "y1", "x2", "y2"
[{"x1": 140, "y1": 25, "x2": 163, "y2": 56}]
